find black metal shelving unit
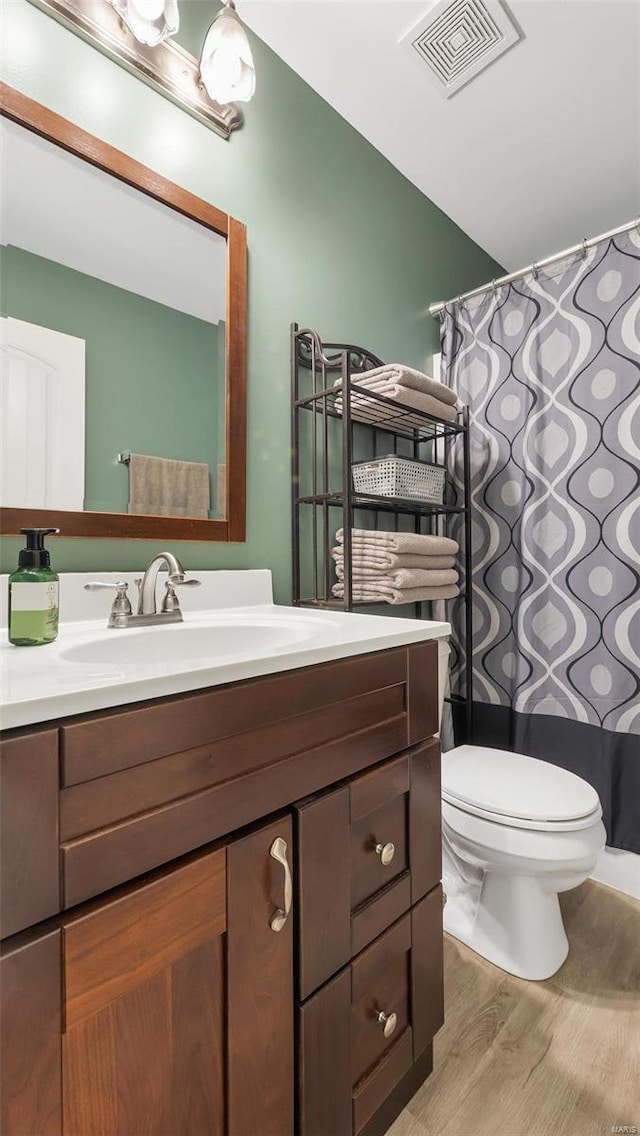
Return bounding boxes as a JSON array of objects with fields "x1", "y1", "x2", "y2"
[{"x1": 291, "y1": 324, "x2": 473, "y2": 741}]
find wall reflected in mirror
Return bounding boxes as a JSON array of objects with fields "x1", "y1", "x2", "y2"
[{"x1": 0, "y1": 118, "x2": 227, "y2": 521}]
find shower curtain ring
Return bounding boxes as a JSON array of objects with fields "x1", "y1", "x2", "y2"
[
  {"x1": 581, "y1": 238, "x2": 588, "y2": 259},
  {"x1": 491, "y1": 279, "x2": 498, "y2": 296},
  {"x1": 532, "y1": 261, "x2": 539, "y2": 281}
]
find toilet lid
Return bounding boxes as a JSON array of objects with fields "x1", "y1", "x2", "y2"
[{"x1": 441, "y1": 745, "x2": 601, "y2": 824}]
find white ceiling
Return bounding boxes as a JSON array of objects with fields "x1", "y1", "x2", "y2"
[
  {"x1": 242, "y1": 0, "x2": 640, "y2": 273},
  {"x1": 1, "y1": 119, "x2": 226, "y2": 324}
]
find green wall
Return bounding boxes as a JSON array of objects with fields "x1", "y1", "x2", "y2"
[
  {"x1": 1, "y1": 245, "x2": 224, "y2": 516},
  {"x1": 1, "y1": 0, "x2": 503, "y2": 601}
]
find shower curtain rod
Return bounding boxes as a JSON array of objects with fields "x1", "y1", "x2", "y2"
[{"x1": 428, "y1": 216, "x2": 640, "y2": 318}]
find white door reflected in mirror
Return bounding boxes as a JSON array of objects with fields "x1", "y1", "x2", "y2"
[{"x1": 0, "y1": 317, "x2": 86, "y2": 511}]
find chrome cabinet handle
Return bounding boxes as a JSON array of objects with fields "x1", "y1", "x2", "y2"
[
  {"x1": 375, "y1": 841, "x2": 395, "y2": 866},
  {"x1": 377, "y1": 1010, "x2": 397, "y2": 1039},
  {"x1": 269, "y1": 836, "x2": 292, "y2": 933}
]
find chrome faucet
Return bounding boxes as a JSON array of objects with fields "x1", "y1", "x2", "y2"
[{"x1": 86, "y1": 552, "x2": 201, "y2": 628}]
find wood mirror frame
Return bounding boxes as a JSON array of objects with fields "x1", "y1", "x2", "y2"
[{"x1": 0, "y1": 83, "x2": 247, "y2": 542}]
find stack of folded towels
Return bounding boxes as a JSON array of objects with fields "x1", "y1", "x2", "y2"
[
  {"x1": 332, "y1": 528, "x2": 460, "y2": 605},
  {"x1": 334, "y1": 363, "x2": 458, "y2": 428}
]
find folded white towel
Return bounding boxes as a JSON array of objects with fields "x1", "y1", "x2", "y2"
[
  {"x1": 335, "y1": 384, "x2": 457, "y2": 425},
  {"x1": 332, "y1": 582, "x2": 460, "y2": 605},
  {"x1": 336, "y1": 529, "x2": 458, "y2": 556},
  {"x1": 332, "y1": 550, "x2": 456, "y2": 571},
  {"x1": 333, "y1": 567, "x2": 459, "y2": 589},
  {"x1": 335, "y1": 364, "x2": 457, "y2": 407}
]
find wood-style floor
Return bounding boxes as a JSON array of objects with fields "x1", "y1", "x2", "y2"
[{"x1": 388, "y1": 880, "x2": 640, "y2": 1136}]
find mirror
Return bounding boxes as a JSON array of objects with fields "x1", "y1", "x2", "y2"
[{"x1": 0, "y1": 84, "x2": 247, "y2": 542}]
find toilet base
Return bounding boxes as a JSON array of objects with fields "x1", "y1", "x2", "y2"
[{"x1": 444, "y1": 872, "x2": 570, "y2": 981}]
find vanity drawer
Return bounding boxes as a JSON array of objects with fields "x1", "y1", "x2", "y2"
[
  {"x1": 295, "y1": 738, "x2": 441, "y2": 1000},
  {"x1": 350, "y1": 913, "x2": 412, "y2": 1089},
  {"x1": 298, "y1": 886, "x2": 444, "y2": 1136}
]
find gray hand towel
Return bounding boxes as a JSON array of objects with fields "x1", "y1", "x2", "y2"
[{"x1": 128, "y1": 453, "x2": 211, "y2": 520}]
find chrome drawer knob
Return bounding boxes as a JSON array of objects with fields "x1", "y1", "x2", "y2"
[
  {"x1": 375, "y1": 841, "x2": 395, "y2": 866},
  {"x1": 377, "y1": 1010, "x2": 397, "y2": 1039}
]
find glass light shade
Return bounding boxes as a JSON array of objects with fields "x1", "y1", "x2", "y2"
[
  {"x1": 200, "y1": 3, "x2": 256, "y2": 104},
  {"x1": 110, "y1": 0, "x2": 179, "y2": 46}
]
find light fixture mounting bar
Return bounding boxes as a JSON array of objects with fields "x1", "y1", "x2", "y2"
[{"x1": 27, "y1": 0, "x2": 243, "y2": 138}]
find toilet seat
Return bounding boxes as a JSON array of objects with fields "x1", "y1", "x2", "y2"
[{"x1": 442, "y1": 745, "x2": 602, "y2": 832}]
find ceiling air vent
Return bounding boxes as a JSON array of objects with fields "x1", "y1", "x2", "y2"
[{"x1": 401, "y1": 0, "x2": 522, "y2": 98}]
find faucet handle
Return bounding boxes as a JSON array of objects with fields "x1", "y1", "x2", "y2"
[
  {"x1": 85, "y1": 580, "x2": 129, "y2": 596},
  {"x1": 84, "y1": 580, "x2": 132, "y2": 620},
  {"x1": 162, "y1": 577, "x2": 201, "y2": 613},
  {"x1": 167, "y1": 571, "x2": 201, "y2": 586}
]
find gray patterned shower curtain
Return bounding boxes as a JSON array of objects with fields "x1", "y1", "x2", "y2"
[{"x1": 440, "y1": 227, "x2": 640, "y2": 853}]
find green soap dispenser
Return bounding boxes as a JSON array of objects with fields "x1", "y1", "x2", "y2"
[{"x1": 8, "y1": 528, "x2": 60, "y2": 646}]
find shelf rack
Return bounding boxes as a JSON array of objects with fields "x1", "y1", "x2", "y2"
[{"x1": 291, "y1": 324, "x2": 473, "y2": 742}]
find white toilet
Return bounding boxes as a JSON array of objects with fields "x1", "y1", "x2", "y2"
[{"x1": 435, "y1": 642, "x2": 606, "y2": 981}]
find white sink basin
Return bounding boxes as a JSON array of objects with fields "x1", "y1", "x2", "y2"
[{"x1": 60, "y1": 617, "x2": 322, "y2": 667}]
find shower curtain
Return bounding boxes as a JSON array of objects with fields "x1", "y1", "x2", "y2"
[{"x1": 440, "y1": 227, "x2": 640, "y2": 853}]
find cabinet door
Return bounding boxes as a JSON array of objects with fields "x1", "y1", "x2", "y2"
[
  {"x1": 227, "y1": 815, "x2": 294, "y2": 1136},
  {"x1": 27, "y1": 816, "x2": 294, "y2": 1136},
  {"x1": 62, "y1": 847, "x2": 227, "y2": 1136}
]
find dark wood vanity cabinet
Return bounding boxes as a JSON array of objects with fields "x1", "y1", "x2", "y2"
[{"x1": 0, "y1": 642, "x2": 443, "y2": 1136}]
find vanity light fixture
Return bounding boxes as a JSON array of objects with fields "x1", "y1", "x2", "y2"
[
  {"x1": 26, "y1": 0, "x2": 245, "y2": 137},
  {"x1": 199, "y1": 0, "x2": 256, "y2": 105},
  {"x1": 100, "y1": 0, "x2": 256, "y2": 105},
  {"x1": 110, "y1": 0, "x2": 179, "y2": 47}
]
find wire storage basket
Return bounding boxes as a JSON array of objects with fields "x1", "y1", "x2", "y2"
[{"x1": 352, "y1": 454, "x2": 446, "y2": 504}]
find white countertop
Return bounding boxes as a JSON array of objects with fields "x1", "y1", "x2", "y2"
[{"x1": 0, "y1": 570, "x2": 450, "y2": 730}]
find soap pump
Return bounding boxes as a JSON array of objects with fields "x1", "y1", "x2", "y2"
[{"x1": 8, "y1": 528, "x2": 60, "y2": 646}]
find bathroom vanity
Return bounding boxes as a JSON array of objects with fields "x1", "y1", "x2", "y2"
[{"x1": 0, "y1": 577, "x2": 446, "y2": 1136}]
